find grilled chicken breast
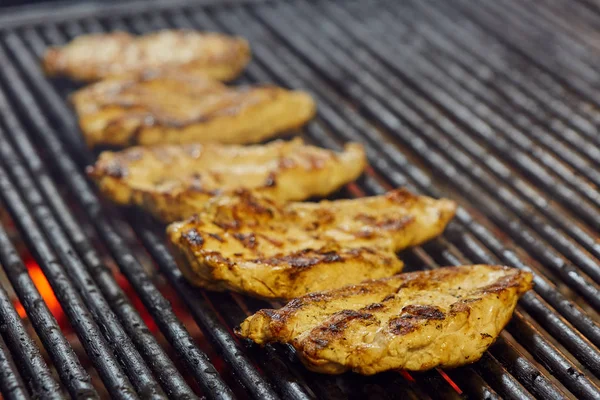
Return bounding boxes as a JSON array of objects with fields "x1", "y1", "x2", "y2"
[
  {"x1": 87, "y1": 138, "x2": 367, "y2": 221},
  {"x1": 71, "y1": 69, "x2": 316, "y2": 148},
  {"x1": 237, "y1": 265, "x2": 533, "y2": 374},
  {"x1": 167, "y1": 189, "x2": 456, "y2": 299},
  {"x1": 43, "y1": 30, "x2": 250, "y2": 82}
]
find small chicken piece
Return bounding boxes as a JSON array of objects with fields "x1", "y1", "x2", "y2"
[
  {"x1": 167, "y1": 189, "x2": 456, "y2": 299},
  {"x1": 87, "y1": 138, "x2": 367, "y2": 221},
  {"x1": 43, "y1": 30, "x2": 250, "y2": 82},
  {"x1": 237, "y1": 265, "x2": 533, "y2": 374},
  {"x1": 71, "y1": 69, "x2": 316, "y2": 148}
]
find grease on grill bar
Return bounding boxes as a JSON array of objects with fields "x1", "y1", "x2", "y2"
[{"x1": 0, "y1": 0, "x2": 598, "y2": 399}]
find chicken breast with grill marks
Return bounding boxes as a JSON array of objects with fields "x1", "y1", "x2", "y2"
[
  {"x1": 87, "y1": 138, "x2": 367, "y2": 221},
  {"x1": 43, "y1": 30, "x2": 250, "y2": 82},
  {"x1": 71, "y1": 68, "x2": 316, "y2": 148},
  {"x1": 167, "y1": 189, "x2": 456, "y2": 299},
  {"x1": 237, "y1": 265, "x2": 533, "y2": 374}
]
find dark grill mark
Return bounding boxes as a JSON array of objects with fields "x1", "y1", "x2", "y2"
[
  {"x1": 233, "y1": 233, "x2": 257, "y2": 249},
  {"x1": 400, "y1": 305, "x2": 446, "y2": 320},
  {"x1": 208, "y1": 233, "x2": 224, "y2": 242},
  {"x1": 316, "y1": 310, "x2": 373, "y2": 336},
  {"x1": 364, "y1": 303, "x2": 385, "y2": 311},
  {"x1": 260, "y1": 249, "x2": 343, "y2": 269},
  {"x1": 389, "y1": 317, "x2": 417, "y2": 335}
]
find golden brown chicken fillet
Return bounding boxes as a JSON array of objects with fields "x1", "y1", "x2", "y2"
[
  {"x1": 43, "y1": 30, "x2": 250, "y2": 82},
  {"x1": 167, "y1": 189, "x2": 456, "y2": 299},
  {"x1": 71, "y1": 69, "x2": 316, "y2": 148},
  {"x1": 237, "y1": 265, "x2": 533, "y2": 374},
  {"x1": 87, "y1": 138, "x2": 367, "y2": 221}
]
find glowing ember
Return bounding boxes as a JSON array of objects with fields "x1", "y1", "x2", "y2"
[{"x1": 14, "y1": 258, "x2": 65, "y2": 326}]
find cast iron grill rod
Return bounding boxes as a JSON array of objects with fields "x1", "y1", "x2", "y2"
[
  {"x1": 209, "y1": 8, "x2": 569, "y2": 399},
  {"x1": 410, "y1": 231, "x2": 555, "y2": 400},
  {"x1": 270, "y1": 1, "x2": 600, "y2": 377},
  {"x1": 0, "y1": 191, "x2": 97, "y2": 398},
  {"x1": 310, "y1": 1, "x2": 600, "y2": 287},
  {"x1": 0, "y1": 227, "x2": 63, "y2": 400},
  {"x1": 134, "y1": 12, "x2": 322, "y2": 400},
  {"x1": 237, "y1": 0, "x2": 600, "y2": 351},
  {"x1": 423, "y1": 0, "x2": 600, "y2": 145},
  {"x1": 61, "y1": 16, "x2": 293, "y2": 400},
  {"x1": 239, "y1": 0, "x2": 600, "y2": 366},
  {"x1": 0, "y1": 162, "x2": 139, "y2": 400},
  {"x1": 450, "y1": 0, "x2": 600, "y2": 114},
  {"x1": 131, "y1": 10, "x2": 362, "y2": 399},
  {"x1": 391, "y1": 1, "x2": 600, "y2": 247},
  {"x1": 0, "y1": 86, "x2": 174, "y2": 400},
  {"x1": 0, "y1": 35, "x2": 236, "y2": 400},
  {"x1": 0, "y1": 333, "x2": 30, "y2": 400},
  {"x1": 8, "y1": 26, "x2": 211, "y2": 400},
  {"x1": 177, "y1": 9, "x2": 473, "y2": 399},
  {"x1": 296, "y1": 0, "x2": 600, "y2": 283},
  {"x1": 328, "y1": 2, "x2": 600, "y2": 283},
  {"x1": 490, "y1": 0, "x2": 600, "y2": 74},
  {"x1": 539, "y1": 0, "x2": 600, "y2": 47},
  {"x1": 388, "y1": 1, "x2": 600, "y2": 212},
  {"x1": 282, "y1": 5, "x2": 600, "y2": 395},
  {"x1": 467, "y1": 0, "x2": 599, "y2": 86},
  {"x1": 3, "y1": 23, "x2": 280, "y2": 400},
  {"x1": 132, "y1": 212, "x2": 311, "y2": 400},
  {"x1": 17, "y1": 19, "x2": 306, "y2": 400},
  {"x1": 256, "y1": 2, "x2": 600, "y2": 311}
]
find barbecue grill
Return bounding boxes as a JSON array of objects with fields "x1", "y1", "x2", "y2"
[{"x1": 0, "y1": 0, "x2": 599, "y2": 398}]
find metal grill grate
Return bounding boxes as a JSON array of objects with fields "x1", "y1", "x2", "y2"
[{"x1": 0, "y1": 0, "x2": 599, "y2": 398}]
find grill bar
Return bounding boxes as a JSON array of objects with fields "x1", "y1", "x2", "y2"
[
  {"x1": 0, "y1": 50, "x2": 202, "y2": 400},
  {"x1": 487, "y1": 0, "x2": 599, "y2": 74},
  {"x1": 0, "y1": 212, "x2": 96, "y2": 398},
  {"x1": 206, "y1": 6, "x2": 573, "y2": 399},
  {"x1": 0, "y1": 37, "x2": 240, "y2": 400},
  {"x1": 382, "y1": 2, "x2": 600, "y2": 243},
  {"x1": 450, "y1": 0, "x2": 600, "y2": 111},
  {"x1": 231, "y1": 2, "x2": 600, "y2": 396},
  {"x1": 247, "y1": 0, "x2": 600, "y2": 340},
  {"x1": 267, "y1": 0, "x2": 600, "y2": 310},
  {"x1": 24, "y1": 18, "x2": 295, "y2": 400},
  {"x1": 135, "y1": 223, "x2": 313, "y2": 400},
  {"x1": 0, "y1": 81, "x2": 178, "y2": 400},
  {"x1": 0, "y1": 1, "x2": 597, "y2": 398},
  {"x1": 422, "y1": 1, "x2": 600, "y2": 147},
  {"x1": 392, "y1": 1, "x2": 600, "y2": 249},
  {"x1": 0, "y1": 162, "x2": 143, "y2": 399},
  {"x1": 0, "y1": 226, "x2": 63, "y2": 400},
  {"x1": 174, "y1": 10, "x2": 480, "y2": 399},
  {"x1": 264, "y1": 2, "x2": 600, "y2": 388},
  {"x1": 0, "y1": 334, "x2": 30, "y2": 400},
  {"x1": 0, "y1": 38, "x2": 200, "y2": 400}
]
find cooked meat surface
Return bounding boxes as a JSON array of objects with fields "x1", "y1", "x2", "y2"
[
  {"x1": 87, "y1": 138, "x2": 367, "y2": 221},
  {"x1": 43, "y1": 30, "x2": 250, "y2": 82},
  {"x1": 167, "y1": 189, "x2": 456, "y2": 299},
  {"x1": 237, "y1": 265, "x2": 533, "y2": 374},
  {"x1": 71, "y1": 69, "x2": 316, "y2": 148}
]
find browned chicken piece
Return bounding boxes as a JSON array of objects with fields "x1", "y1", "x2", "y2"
[
  {"x1": 167, "y1": 189, "x2": 457, "y2": 299},
  {"x1": 237, "y1": 265, "x2": 533, "y2": 374},
  {"x1": 87, "y1": 138, "x2": 367, "y2": 221},
  {"x1": 43, "y1": 30, "x2": 250, "y2": 82},
  {"x1": 70, "y1": 68, "x2": 316, "y2": 148}
]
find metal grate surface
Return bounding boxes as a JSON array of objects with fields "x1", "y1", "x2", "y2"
[{"x1": 0, "y1": 0, "x2": 599, "y2": 398}]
